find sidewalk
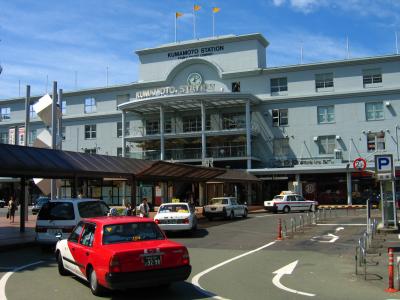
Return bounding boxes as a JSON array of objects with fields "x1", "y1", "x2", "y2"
[{"x1": 0, "y1": 206, "x2": 264, "y2": 251}]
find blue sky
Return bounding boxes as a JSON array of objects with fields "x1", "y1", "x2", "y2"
[{"x1": 0, "y1": 0, "x2": 399, "y2": 99}]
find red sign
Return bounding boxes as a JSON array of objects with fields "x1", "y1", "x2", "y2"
[{"x1": 353, "y1": 157, "x2": 367, "y2": 172}]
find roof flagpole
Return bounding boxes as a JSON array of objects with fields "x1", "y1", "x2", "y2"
[
  {"x1": 396, "y1": 31, "x2": 399, "y2": 55},
  {"x1": 346, "y1": 35, "x2": 350, "y2": 59},
  {"x1": 212, "y1": 7, "x2": 220, "y2": 38}
]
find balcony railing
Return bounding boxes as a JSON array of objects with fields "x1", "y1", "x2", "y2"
[{"x1": 128, "y1": 145, "x2": 248, "y2": 161}]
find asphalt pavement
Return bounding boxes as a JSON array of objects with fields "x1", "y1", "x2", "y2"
[{"x1": 1, "y1": 208, "x2": 400, "y2": 300}]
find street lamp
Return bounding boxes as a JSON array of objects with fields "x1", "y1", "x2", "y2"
[{"x1": 396, "y1": 125, "x2": 399, "y2": 162}]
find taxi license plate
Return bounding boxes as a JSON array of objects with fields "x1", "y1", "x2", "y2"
[
  {"x1": 144, "y1": 256, "x2": 161, "y2": 267},
  {"x1": 47, "y1": 228, "x2": 61, "y2": 234}
]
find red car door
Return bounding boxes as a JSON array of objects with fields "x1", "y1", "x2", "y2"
[{"x1": 74, "y1": 222, "x2": 96, "y2": 276}]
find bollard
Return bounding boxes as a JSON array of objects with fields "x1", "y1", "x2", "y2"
[
  {"x1": 385, "y1": 248, "x2": 398, "y2": 293},
  {"x1": 277, "y1": 218, "x2": 283, "y2": 240}
]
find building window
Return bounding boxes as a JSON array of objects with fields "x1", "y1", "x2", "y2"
[
  {"x1": 317, "y1": 106, "x2": 335, "y2": 124},
  {"x1": 61, "y1": 126, "x2": 66, "y2": 140},
  {"x1": 165, "y1": 118, "x2": 172, "y2": 133},
  {"x1": 363, "y1": 68, "x2": 382, "y2": 88},
  {"x1": 183, "y1": 115, "x2": 211, "y2": 132},
  {"x1": 232, "y1": 82, "x2": 241, "y2": 92},
  {"x1": 315, "y1": 73, "x2": 334, "y2": 91},
  {"x1": 116, "y1": 94, "x2": 130, "y2": 107},
  {"x1": 271, "y1": 77, "x2": 288, "y2": 95},
  {"x1": 222, "y1": 113, "x2": 245, "y2": 129},
  {"x1": 29, "y1": 105, "x2": 37, "y2": 119},
  {"x1": 0, "y1": 107, "x2": 11, "y2": 120},
  {"x1": 84, "y1": 97, "x2": 96, "y2": 114},
  {"x1": 84, "y1": 148, "x2": 97, "y2": 155},
  {"x1": 84, "y1": 124, "x2": 96, "y2": 139},
  {"x1": 366, "y1": 102, "x2": 383, "y2": 121},
  {"x1": 29, "y1": 129, "x2": 37, "y2": 145},
  {"x1": 367, "y1": 132, "x2": 385, "y2": 152},
  {"x1": 318, "y1": 135, "x2": 336, "y2": 155},
  {"x1": 272, "y1": 109, "x2": 288, "y2": 126},
  {"x1": 273, "y1": 138, "x2": 289, "y2": 157},
  {"x1": 146, "y1": 120, "x2": 159, "y2": 135},
  {"x1": 61, "y1": 101, "x2": 67, "y2": 115},
  {"x1": 117, "y1": 122, "x2": 130, "y2": 137},
  {"x1": 117, "y1": 147, "x2": 130, "y2": 157},
  {"x1": 0, "y1": 132, "x2": 8, "y2": 144}
]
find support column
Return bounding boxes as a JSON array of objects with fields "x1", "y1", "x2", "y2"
[
  {"x1": 245, "y1": 100, "x2": 252, "y2": 170},
  {"x1": 51, "y1": 82, "x2": 57, "y2": 200},
  {"x1": 19, "y1": 177, "x2": 26, "y2": 233},
  {"x1": 130, "y1": 176, "x2": 137, "y2": 211},
  {"x1": 346, "y1": 171, "x2": 352, "y2": 205},
  {"x1": 247, "y1": 183, "x2": 252, "y2": 205},
  {"x1": 122, "y1": 110, "x2": 127, "y2": 157},
  {"x1": 160, "y1": 105, "x2": 165, "y2": 160},
  {"x1": 295, "y1": 174, "x2": 302, "y2": 195},
  {"x1": 57, "y1": 89, "x2": 63, "y2": 199},
  {"x1": 24, "y1": 86, "x2": 30, "y2": 221},
  {"x1": 199, "y1": 182, "x2": 205, "y2": 206},
  {"x1": 201, "y1": 101, "x2": 206, "y2": 162}
]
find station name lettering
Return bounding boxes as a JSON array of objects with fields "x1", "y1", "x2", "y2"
[
  {"x1": 167, "y1": 45, "x2": 224, "y2": 59},
  {"x1": 136, "y1": 83, "x2": 216, "y2": 99}
]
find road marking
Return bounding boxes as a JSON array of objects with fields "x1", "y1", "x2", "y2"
[
  {"x1": 0, "y1": 261, "x2": 44, "y2": 300},
  {"x1": 254, "y1": 214, "x2": 275, "y2": 218},
  {"x1": 316, "y1": 223, "x2": 366, "y2": 226},
  {"x1": 311, "y1": 233, "x2": 339, "y2": 243},
  {"x1": 191, "y1": 241, "x2": 277, "y2": 300},
  {"x1": 335, "y1": 227, "x2": 344, "y2": 232},
  {"x1": 272, "y1": 260, "x2": 315, "y2": 297}
]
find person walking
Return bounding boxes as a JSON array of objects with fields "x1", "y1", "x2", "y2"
[
  {"x1": 138, "y1": 198, "x2": 150, "y2": 218},
  {"x1": 8, "y1": 196, "x2": 16, "y2": 223}
]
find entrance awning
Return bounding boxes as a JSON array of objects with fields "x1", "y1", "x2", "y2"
[
  {"x1": 209, "y1": 169, "x2": 261, "y2": 183},
  {"x1": 0, "y1": 144, "x2": 224, "y2": 182}
]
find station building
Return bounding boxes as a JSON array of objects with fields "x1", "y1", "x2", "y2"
[{"x1": 1, "y1": 33, "x2": 400, "y2": 205}]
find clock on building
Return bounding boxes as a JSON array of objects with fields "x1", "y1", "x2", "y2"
[{"x1": 187, "y1": 72, "x2": 202, "y2": 86}]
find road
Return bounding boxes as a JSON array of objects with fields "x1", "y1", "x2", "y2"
[{"x1": 0, "y1": 209, "x2": 392, "y2": 300}]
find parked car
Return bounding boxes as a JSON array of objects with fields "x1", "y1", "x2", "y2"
[
  {"x1": 36, "y1": 198, "x2": 109, "y2": 246},
  {"x1": 203, "y1": 197, "x2": 248, "y2": 221},
  {"x1": 55, "y1": 216, "x2": 191, "y2": 295},
  {"x1": 264, "y1": 192, "x2": 318, "y2": 213},
  {"x1": 154, "y1": 202, "x2": 198, "y2": 232},
  {"x1": 0, "y1": 199, "x2": 5, "y2": 208},
  {"x1": 32, "y1": 196, "x2": 50, "y2": 215}
]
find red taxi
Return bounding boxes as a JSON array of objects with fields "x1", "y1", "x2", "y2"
[{"x1": 55, "y1": 216, "x2": 191, "y2": 296}]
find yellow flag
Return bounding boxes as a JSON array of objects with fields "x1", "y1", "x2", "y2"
[
  {"x1": 212, "y1": 7, "x2": 220, "y2": 13},
  {"x1": 176, "y1": 12, "x2": 183, "y2": 18},
  {"x1": 194, "y1": 4, "x2": 201, "y2": 11}
]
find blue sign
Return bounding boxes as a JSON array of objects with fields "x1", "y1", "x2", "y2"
[{"x1": 374, "y1": 154, "x2": 393, "y2": 179}]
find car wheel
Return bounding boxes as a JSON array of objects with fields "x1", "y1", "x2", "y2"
[
  {"x1": 89, "y1": 268, "x2": 106, "y2": 296},
  {"x1": 243, "y1": 209, "x2": 248, "y2": 218},
  {"x1": 283, "y1": 206, "x2": 290, "y2": 213},
  {"x1": 57, "y1": 252, "x2": 69, "y2": 276}
]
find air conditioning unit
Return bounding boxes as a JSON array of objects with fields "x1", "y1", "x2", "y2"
[{"x1": 334, "y1": 149, "x2": 342, "y2": 161}]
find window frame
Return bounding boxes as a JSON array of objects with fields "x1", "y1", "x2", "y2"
[
  {"x1": 117, "y1": 122, "x2": 130, "y2": 138},
  {"x1": 365, "y1": 102, "x2": 384, "y2": 121},
  {"x1": 84, "y1": 124, "x2": 97, "y2": 139},
  {"x1": 0, "y1": 107, "x2": 11, "y2": 120},
  {"x1": 272, "y1": 109, "x2": 288, "y2": 127},
  {"x1": 270, "y1": 77, "x2": 288, "y2": 95},
  {"x1": 273, "y1": 138, "x2": 290, "y2": 157},
  {"x1": 84, "y1": 97, "x2": 96, "y2": 114},
  {"x1": 363, "y1": 68, "x2": 382, "y2": 88},
  {"x1": 318, "y1": 135, "x2": 336, "y2": 155},
  {"x1": 315, "y1": 73, "x2": 334, "y2": 91},
  {"x1": 317, "y1": 105, "x2": 335, "y2": 124},
  {"x1": 367, "y1": 132, "x2": 385, "y2": 152}
]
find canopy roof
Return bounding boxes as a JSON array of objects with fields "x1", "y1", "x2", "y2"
[{"x1": 0, "y1": 144, "x2": 224, "y2": 181}]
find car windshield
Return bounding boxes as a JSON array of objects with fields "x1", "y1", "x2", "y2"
[
  {"x1": 78, "y1": 201, "x2": 109, "y2": 218},
  {"x1": 158, "y1": 204, "x2": 189, "y2": 213},
  {"x1": 273, "y1": 195, "x2": 284, "y2": 200},
  {"x1": 38, "y1": 202, "x2": 75, "y2": 220},
  {"x1": 209, "y1": 198, "x2": 228, "y2": 205},
  {"x1": 103, "y1": 222, "x2": 165, "y2": 245},
  {"x1": 36, "y1": 198, "x2": 49, "y2": 205}
]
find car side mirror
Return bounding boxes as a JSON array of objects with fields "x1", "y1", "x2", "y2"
[
  {"x1": 244, "y1": 202, "x2": 247, "y2": 205},
  {"x1": 55, "y1": 232, "x2": 63, "y2": 240}
]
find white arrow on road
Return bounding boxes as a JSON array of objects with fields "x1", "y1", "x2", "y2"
[
  {"x1": 320, "y1": 233, "x2": 339, "y2": 243},
  {"x1": 272, "y1": 260, "x2": 316, "y2": 297}
]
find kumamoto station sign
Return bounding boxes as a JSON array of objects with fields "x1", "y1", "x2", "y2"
[
  {"x1": 135, "y1": 83, "x2": 216, "y2": 99},
  {"x1": 167, "y1": 45, "x2": 224, "y2": 60}
]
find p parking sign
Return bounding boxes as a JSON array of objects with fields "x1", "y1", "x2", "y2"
[{"x1": 374, "y1": 154, "x2": 394, "y2": 180}]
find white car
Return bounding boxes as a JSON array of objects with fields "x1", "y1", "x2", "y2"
[
  {"x1": 203, "y1": 197, "x2": 248, "y2": 220},
  {"x1": 154, "y1": 202, "x2": 198, "y2": 232},
  {"x1": 35, "y1": 198, "x2": 110, "y2": 246},
  {"x1": 264, "y1": 193, "x2": 318, "y2": 213}
]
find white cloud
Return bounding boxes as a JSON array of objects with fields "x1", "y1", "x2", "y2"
[{"x1": 272, "y1": 0, "x2": 286, "y2": 6}]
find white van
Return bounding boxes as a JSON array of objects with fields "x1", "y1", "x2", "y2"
[{"x1": 35, "y1": 198, "x2": 109, "y2": 245}]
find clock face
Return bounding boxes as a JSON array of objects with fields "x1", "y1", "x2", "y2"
[{"x1": 187, "y1": 73, "x2": 202, "y2": 86}]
